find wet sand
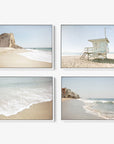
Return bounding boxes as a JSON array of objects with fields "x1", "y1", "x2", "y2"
[
  {"x1": 0, "y1": 101, "x2": 53, "y2": 120},
  {"x1": 0, "y1": 47, "x2": 52, "y2": 68},
  {"x1": 62, "y1": 99, "x2": 103, "y2": 120},
  {"x1": 62, "y1": 54, "x2": 114, "y2": 68}
]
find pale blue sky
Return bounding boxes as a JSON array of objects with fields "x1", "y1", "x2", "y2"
[
  {"x1": 62, "y1": 25, "x2": 114, "y2": 53},
  {"x1": 62, "y1": 77, "x2": 114, "y2": 98},
  {"x1": 0, "y1": 25, "x2": 52, "y2": 48}
]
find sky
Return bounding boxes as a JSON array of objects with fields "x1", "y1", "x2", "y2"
[
  {"x1": 62, "y1": 77, "x2": 114, "y2": 98},
  {"x1": 0, "y1": 25, "x2": 52, "y2": 48},
  {"x1": 62, "y1": 25, "x2": 114, "y2": 53}
]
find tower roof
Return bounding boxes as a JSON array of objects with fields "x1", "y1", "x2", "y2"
[{"x1": 88, "y1": 38, "x2": 109, "y2": 43}]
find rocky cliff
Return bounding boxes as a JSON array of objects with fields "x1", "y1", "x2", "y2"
[
  {"x1": 0, "y1": 33, "x2": 22, "y2": 48},
  {"x1": 62, "y1": 88, "x2": 80, "y2": 99}
]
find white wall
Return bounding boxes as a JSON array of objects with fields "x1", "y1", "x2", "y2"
[{"x1": 0, "y1": 0, "x2": 114, "y2": 144}]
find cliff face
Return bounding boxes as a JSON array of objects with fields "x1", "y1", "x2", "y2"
[
  {"x1": 0, "y1": 33, "x2": 22, "y2": 48},
  {"x1": 62, "y1": 88, "x2": 80, "y2": 99}
]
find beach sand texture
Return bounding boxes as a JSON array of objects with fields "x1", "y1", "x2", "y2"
[
  {"x1": 0, "y1": 101, "x2": 53, "y2": 120},
  {"x1": 62, "y1": 54, "x2": 114, "y2": 68},
  {"x1": 0, "y1": 47, "x2": 52, "y2": 67},
  {"x1": 62, "y1": 99, "x2": 103, "y2": 120}
]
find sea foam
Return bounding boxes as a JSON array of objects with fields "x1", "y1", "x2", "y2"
[
  {"x1": 82, "y1": 98, "x2": 114, "y2": 119},
  {"x1": 19, "y1": 49, "x2": 52, "y2": 63},
  {"x1": 0, "y1": 78, "x2": 52, "y2": 116}
]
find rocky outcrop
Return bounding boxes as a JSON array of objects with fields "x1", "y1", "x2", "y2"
[
  {"x1": 62, "y1": 88, "x2": 80, "y2": 99},
  {"x1": 0, "y1": 33, "x2": 22, "y2": 48}
]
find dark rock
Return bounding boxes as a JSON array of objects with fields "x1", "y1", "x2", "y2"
[{"x1": 62, "y1": 88, "x2": 80, "y2": 99}]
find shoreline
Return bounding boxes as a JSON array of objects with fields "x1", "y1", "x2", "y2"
[
  {"x1": 62, "y1": 98, "x2": 73, "y2": 101},
  {"x1": 62, "y1": 98, "x2": 104, "y2": 120},
  {"x1": 0, "y1": 101, "x2": 53, "y2": 120},
  {"x1": 62, "y1": 53, "x2": 114, "y2": 68},
  {"x1": 0, "y1": 47, "x2": 52, "y2": 67}
]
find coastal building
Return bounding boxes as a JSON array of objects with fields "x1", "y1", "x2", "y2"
[{"x1": 81, "y1": 29, "x2": 110, "y2": 59}]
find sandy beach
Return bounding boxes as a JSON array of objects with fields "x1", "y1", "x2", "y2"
[
  {"x1": 0, "y1": 47, "x2": 52, "y2": 68},
  {"x1": 62, "y1": 54, "x2": 114, "y2": 68},
  {"x1": 61, "y1": 98, "x2": 103, "y2": 120},
  {"x1": 0, "y1": 101, "x2": 53, "y2": 120}
]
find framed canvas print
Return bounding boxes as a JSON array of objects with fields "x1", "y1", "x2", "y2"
[
  {"x1": 61, "y1": 25, "x2": 114, "y2": 68},
  {"x1": 0, "y1": 77, "x2": 53, "y2": 120},
  {"x1": 0, "y1": 25, "x2": 53, "y2": 68},
  {"x1": 61, "y1": 76, "x2": 114, "y2": 120}
]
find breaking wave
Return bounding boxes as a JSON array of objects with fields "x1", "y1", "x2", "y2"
[
  {"x1": 19, "y1": 49, "x2": 52, "y2": 63},
  {"x1": 0, "y1": 77, "x2": 53, "y2": 116},
  {"x1": 80, "y1": 98, "x2": 114, "y2": 119}
]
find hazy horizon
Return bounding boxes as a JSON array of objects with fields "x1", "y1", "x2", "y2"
[
  {"x1": 0, "y1": 25, "x2": 52, "y2": 48},
  {"x1": 62, "y1": 25, "x2": 114, "y2": 54},
  {"x1": 62, "y1": 77, "x2": 114, "y2": 98}
]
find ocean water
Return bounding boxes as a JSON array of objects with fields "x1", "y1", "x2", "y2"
[
  {"x1": 81, "y1": 98, "x2": 114, "y2": 119},
  {"x1": 0, "y1": 77, "x2": 53, "y2": 116},
  {"x1": 62, "y1": 52, "x2": 114, "y2": 56},
  {"x1": 109, "y1": 52, "x2": 114, "y2": 54},
  {"x1": 19, "y1": 48, "x2": 52, "y2": 63},
  {"x1": 62, "y1": 52, "x2": 81, "y2": 56}
]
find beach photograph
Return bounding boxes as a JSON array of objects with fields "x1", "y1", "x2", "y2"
[
  {"x1": 61, "y1": 77, "x2": 114, "y2": 120},
  {"x1": 61, "y1": 25, "x2": 114, "y2": 68},
  {"x1": 0, "y1": 77, "x2": 53, "y2": 120},
  {"x1": 0, "y1": 25, "x2": 52, "y2": 68}
]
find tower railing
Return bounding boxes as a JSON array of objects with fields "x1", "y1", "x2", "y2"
[{"x1": 84, "y1": 47, "x2": 95, "y2": 53}]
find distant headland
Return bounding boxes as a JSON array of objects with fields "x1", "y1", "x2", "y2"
[
  {"x1": 0, "y1": 33, "x2": 22, "y2": 49},
  {"x1": 62, "y1": 88, "x2": 80, "y2": 99}
]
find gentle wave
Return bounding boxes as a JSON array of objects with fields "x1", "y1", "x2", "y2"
[
  {"x1": 19, "y1": 49, "x2": 52, "y2": 63},
  {"x1": 80, "y1": 99, "x2": 114, "y2": 104},
  {"x1": 83, "y1": 104, "x2": 114, "y2": 120},
  {"x1": 81, "y1": 98, "x2": 114, "y2": 119},
  {"x1": 0, "y1": 86, "x2": 52, "y2": 116}
]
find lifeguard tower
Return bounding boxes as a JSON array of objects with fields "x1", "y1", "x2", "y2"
[{"x1": 80, "y1": 28, "x2": 110, "y2": 60}]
